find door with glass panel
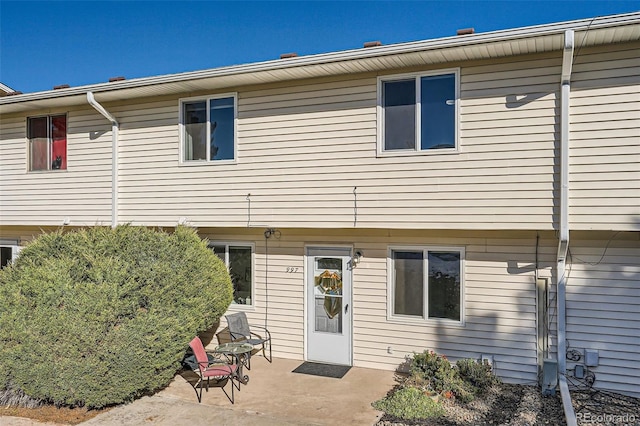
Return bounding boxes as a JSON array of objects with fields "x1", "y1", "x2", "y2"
[{"x1": 306, "y1": 247, "x2": 352, "y2": 365}]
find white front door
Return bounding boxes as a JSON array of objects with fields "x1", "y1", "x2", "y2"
[{"x1": 306, "y1": 247, "x2": 352, "y2": 365}]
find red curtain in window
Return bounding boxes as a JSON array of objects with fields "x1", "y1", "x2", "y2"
[{"x1": 51, "y1": 115, "x2": 67, "y2": 169}]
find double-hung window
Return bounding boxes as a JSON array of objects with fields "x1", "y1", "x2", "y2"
[
  {"x1": 389, "y1": 247, "x2": 464, "y2": 323},
  {"x1": 27, "y1": 115, "x2": 67, "y2": 171},
  {"x1": 379, "y1": 70, "x2": 458, "y2": 154},
  {"x1": 210, "y1": 243, "x2": 254, "y2": 306},
  {"x1": 180, "y1": 94, "x2": 236, "y2": 162}
]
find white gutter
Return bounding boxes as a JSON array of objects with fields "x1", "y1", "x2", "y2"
[
  {"x1": 557, "y1": 29, "x2": 576, "y2": 426},
  {"x1": 87, "y1": 92, "x2": 119, "y2": 228}
]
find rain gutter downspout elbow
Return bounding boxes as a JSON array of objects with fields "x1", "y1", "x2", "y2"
[
  {"x1": 87, "y1": 92, "x2": 119, "y2": 228},
  {"x1": 558, "y1": 29, "x2": 576, "y2": 426}
]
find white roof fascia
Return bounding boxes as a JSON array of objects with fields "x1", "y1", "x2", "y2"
[
  {"x1": 0, "y1": 82, "x2": 15, "y2": 94},
  {"x1": 1, "y1": 11, "x2": 638, "y2": 109}
]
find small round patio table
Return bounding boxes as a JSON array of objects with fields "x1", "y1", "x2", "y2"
[{"x1": 213, "y1": 342, "x2": 253, "y2": 385}]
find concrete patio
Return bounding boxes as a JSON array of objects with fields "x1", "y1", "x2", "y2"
[{"x1": 77, "y1": 356, "x2": 396, "y2": 425}]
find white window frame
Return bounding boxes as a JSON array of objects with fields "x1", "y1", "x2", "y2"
[
  {"x1": 0, "y1": 240, "x2": 21, "y2": 268},
  {"x1": 27, "y1": 114, "x2": 68, "y2": 172},
  {"x1": 209, "y1": 241, "x2": 255, "y2": 311},
  {"x1": 387, "y1": 245, "x2": 465, "y2": 326},
  {"x1": 179, "y1": 93, "x2": 238, "y2": 165},
  {"x1": 377, "y1": 69, "x2": 460, "y2": 157}
]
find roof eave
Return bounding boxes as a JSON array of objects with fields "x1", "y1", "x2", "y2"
[{"x1": 1, "y1": 11, "x2": 638, "y2": 114}]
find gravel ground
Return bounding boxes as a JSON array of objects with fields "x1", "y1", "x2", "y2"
[{"x1": 376, "y1": 383, "x2": 640, "y2": 426}]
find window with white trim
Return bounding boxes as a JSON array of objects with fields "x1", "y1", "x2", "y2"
[
  {"x1": 0, "y1": 241, "x2": 20, "y2": 269},
  {"x1": 180, "y1": 94, "x2": 236, "y2": 162},
  {"x1": 27, "y1": 115, "x2": 67, "y2": 171},
  {"x1": 210, "y1": 243, "x2": 253, "y2": 306},
  {"x1": 379, "y1": 70, "x2": 458, "y2": 154},
  {"x1": 389, "y1": 247, "x2": 463, "y2": 322}
]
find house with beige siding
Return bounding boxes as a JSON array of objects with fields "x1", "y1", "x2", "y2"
[{"x1": 1, "y1": 12, "x2": 638, "y2": 406}]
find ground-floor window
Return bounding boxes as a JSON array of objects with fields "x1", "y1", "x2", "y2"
[
  {"x1": 210, "y1": 243, "x2": 254, "y2": 306},
  {"x1": 388, "y1": 246, "x2": 463, "y2": 323},
  {"x1": 0, "y1": 242, "x2": 19, "y2": 269}
]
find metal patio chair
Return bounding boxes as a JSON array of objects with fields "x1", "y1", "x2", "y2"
[
  {"x1": 187, "y1": 336, "x2": 239, "y2": 404},
  {"x1": 225, "y1": 312, "x2": 272, "y2": 368}
]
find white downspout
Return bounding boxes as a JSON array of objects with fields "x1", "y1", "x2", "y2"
[
  {"x1": 87, "y1": 92, "x2": 119, "y2": 228},
  {"x1": 557, "y1": 29, "x2": 576, "y2": 426}
]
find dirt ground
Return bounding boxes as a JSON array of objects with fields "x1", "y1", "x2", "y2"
[{"x1": 2, "y1": 405, "x2": 105, "y2": 425}]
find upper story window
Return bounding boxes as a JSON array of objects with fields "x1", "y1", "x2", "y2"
[
  {"x1": 388, "y1": 246, "x2": 464, "y2": 324},
  {"x1": 180, "y1": 94, "x2": 236, "y2": 163},
  {"x1": 27, "y1": 115, "x2": 67, "y2": 171},
  {"x1": 210, "y1": 243, "x2": 254, "y2": 307},
  {"x1": 378, "y1": 70, "x2": 458, "y2": 155}
]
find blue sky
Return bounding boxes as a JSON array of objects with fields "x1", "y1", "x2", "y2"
[{"x1": 1, "y1": 1, "x2": 638, "y2": 94}]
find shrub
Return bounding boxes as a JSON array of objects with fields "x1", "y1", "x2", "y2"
[
  {"x1": 409, "y1": 350, "x2": 502, "y2": 403},
  {"x1": 0, "y1": 225, "x2": 233, "y2": 408},
  {"x1": 455, "y1": 358, "x2": 500, "y2": 393},
  {"x1": 373, "y1": 386, "x2": 445, "y2": 420},
  {"x1": 410, "y1": 350, "x2": 468, "y2": 397}
]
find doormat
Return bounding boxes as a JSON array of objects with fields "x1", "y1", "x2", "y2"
[{"x1": 292, "y1": 362, "x2": 351, "y2": 379}]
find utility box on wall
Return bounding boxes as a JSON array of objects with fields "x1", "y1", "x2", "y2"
[
  {"x1": 542, "y1": 359, "x2": 557, "y2": 396},
  {"x1": 585, "y1": 350, "x2": 599, "y2": 367}
]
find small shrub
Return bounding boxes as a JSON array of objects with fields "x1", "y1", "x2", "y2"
[
  {"x1": 374, "y1": 352, "x2": 502, "y2": 419},
  {"x1": 373, "y1": 386, "x2": 445, "y2": 420},
  {"x1": 410, "y1": 350, "x2": 469, "y2": 398},
  {"x1": 0, "y1": 225, "x2": 233, "y2": 408},
  {"x1": 455, "y1": 358, "x2": 500, "y2": 393}
]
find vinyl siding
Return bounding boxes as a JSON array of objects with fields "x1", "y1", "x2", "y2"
[
  {"x1": 2, "y1": 44, "x2": 637, "y2": 231},
  {"x1": 565, "y1": 233, "x2": 640, "y2": 397},
  {"x1": 569, "y1": 43, "x2": 640, "y2": 231},
  {"x1": 113, "y1": 52, "x2": 562, "y2": 230},
  {"x1": 0, "y1": 109, "x2": 113, "y2": 226},
  {"x1": 205, "y1": 228, "x2": 556, "y2": 385}
]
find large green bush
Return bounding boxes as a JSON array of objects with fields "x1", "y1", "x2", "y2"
[{"x1": 0, "y1": 225, "x2": 233, "y2": 408}]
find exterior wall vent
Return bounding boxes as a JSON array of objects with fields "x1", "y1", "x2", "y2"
[
  {"x1": 457, "y1": 28, "x2": 475, "y2": 35},
  {"x1": 53, "y1": 84, "x2": 70, "y2": 90},
  {"x1": 108, "y1": 76, "x2": 126, "y2": 82},
  {"x1": 363, "y1": 41, "x2": 382, "y2": 48},
  {"x1": 280, "y1": 53, "x2": 298, "y2": 59}
]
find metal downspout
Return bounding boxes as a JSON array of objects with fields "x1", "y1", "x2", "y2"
[
  {"x1": 558, "y1": 29, "x2": 576, "y2": 426},
  {"x1": 87, "y1": 92, "x2": 119, "y2": 228}
]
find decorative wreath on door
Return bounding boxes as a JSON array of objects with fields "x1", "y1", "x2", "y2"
[{"x1": 315, "y1": 270, "x2": 343, "y2": 319}]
